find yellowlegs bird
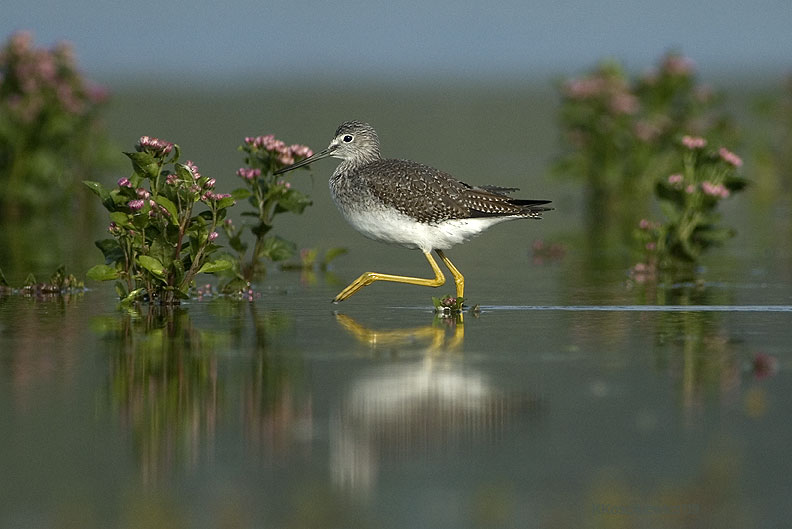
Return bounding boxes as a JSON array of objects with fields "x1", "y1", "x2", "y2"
[{"x1": 275, "y1": 121, "x2": 552, "y2": 303}]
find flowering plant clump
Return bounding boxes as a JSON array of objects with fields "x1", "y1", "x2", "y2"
[
  {"x1": 631, "y1": 136, "x2": 746, "y2": 280},
  {"x1": 432, "y1": 294, "x2": 465, "y2": 314},
  {"x1": 557, "y1": 52, "x2": 736, "y2": 202},
  {"x1": 0, "y1": 31, "x2": 114, "y2": 217},
  {"x1": 220, "y1": 134, "x2": 314, "y2": 291},
  {"x1": 84, "y1": 137, "x2": 234, "y2": 304}
]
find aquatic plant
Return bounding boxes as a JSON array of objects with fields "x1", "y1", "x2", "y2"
[
  {"x1": 220, "y1": 134, "x2": 315, "y2": 291},
  {"x1": 84, "y1": 137, "x2": 234, "y2": 304},
  {"x1": 0, "y1": 264, "x2": 84, "y2": 297},
  {"x1": 0, "y1": 31, "x2": 115, "y2": 218},
  {"x1": 556, "y1": 52, "x2": 737, "y2": 203},
  {"x1": 630, "y1": 136, "x2": 746, "y2": 280}
]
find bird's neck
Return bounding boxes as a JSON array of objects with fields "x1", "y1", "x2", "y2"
[{"x1": 334, "y1": 152, "x2": 381, "y2": 176}]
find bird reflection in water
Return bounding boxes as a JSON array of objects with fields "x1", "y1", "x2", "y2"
[{"x1": 331, "y1": 313, "x2": 541, "y2": 495}]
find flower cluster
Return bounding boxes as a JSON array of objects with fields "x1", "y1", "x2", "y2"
[
  {"x1": 557, "y1": 52, "x2": 737, "y2": 204},
  {"x1": 0, "y1": 31, "x2": 114, "y2": 214},
  {"x1": 244, "y1": 134, "x2": 313, "y2": 168},
  {"x1": 136, "y1": 136, "x2": 174, "y2": 157},
  {"x1": 631, "y1": 135, "x2": 746, "y2": 277},
  {"x1": 220, "y1": 133, "x2": 315, "y2": 291},
  {"x1": 85, "y1": 137, "x2": 234, "y2": 304}
]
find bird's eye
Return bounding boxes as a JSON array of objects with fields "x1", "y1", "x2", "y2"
[{"x1": 343, "y1": 135, "x2": 353, "y2": 143}]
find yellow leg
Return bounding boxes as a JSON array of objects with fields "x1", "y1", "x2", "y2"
[
  {"x1": 435, "y1": 249, "x2": 464, "y2": 299},
  {"x1": 333, "y1": 251, "x2": 446, "y2": 303}
]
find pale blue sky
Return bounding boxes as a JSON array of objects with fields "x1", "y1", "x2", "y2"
[{"x1": 3, "y1": 0, "x2": 790, "y2": 81}]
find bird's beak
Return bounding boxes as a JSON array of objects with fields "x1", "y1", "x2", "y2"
[{"x1": 274, "y1": 146, "x2": 335, "y2": 175}]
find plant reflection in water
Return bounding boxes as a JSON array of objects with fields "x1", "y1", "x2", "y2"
[{"x1": 94, "y1": 301, "x2": 310, "y2": 483}]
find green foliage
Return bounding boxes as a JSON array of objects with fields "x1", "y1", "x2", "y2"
[
  {"x1": 221, "y1": 134, "x2": 316, "y2": 290},
  {"x1": 432, "y1": 294, "x2": 465, "y2": 314},
  {"x1": 85, "y1": 137, "x2": 234, "y2": 304},
  {"x1": 556, "y1": 52, "x2": 737, "y2": 202},
  {"x1": 631, "y1": 138, "x2": 746, "y2": 279},
  {"x1": 0, "y1": 31, "x2": 115, "y2": 218},
  {"x1": 0, "y1": 264, "x2": 84, "y2": 295}
]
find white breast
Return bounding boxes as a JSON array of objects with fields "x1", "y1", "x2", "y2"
[{"x1": 340, "y1": 205, "x2": 513, "y2": 252}]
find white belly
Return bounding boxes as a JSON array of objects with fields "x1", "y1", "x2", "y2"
[{"x1": 341, "y1": 206, "x2": 512, "y2": 252}]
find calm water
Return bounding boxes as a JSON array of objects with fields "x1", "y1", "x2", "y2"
[
  {"x1": 2, "y1": 243, "x2": 791, "y2": 528},
  {"x1": 2, "y1": 83, "x2": 792, "y2": 528}
]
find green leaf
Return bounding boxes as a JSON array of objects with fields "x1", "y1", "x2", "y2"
[
  {"x1": 125, "y1": 151, "x2": 160, "y2": 179},
  {"x1": 83, "y1": 180, "x2": 115, "y2": 211},
  {"x1": 120, "y1": 288, "x2": 146, "y2": 306},
  {"x1": 275, "y1": 189, "x2": 312, "y2": 214},
  {"x1": 258, "y1": 236, "x2": 296, "y2": 262},
  {"x1": 95, "y1": 238, "x2": 125, "y2": 264},
  {"x1": 216, "y1": 196, "x2": 236, "y2": 210},
  {"x1": 137, "y1": 255, "x2": 166, "y2": 278},
  {"x1": 109, "y1": 211, "x2": 132, "y2": 227},
  {"x1": 114, "y1": 281, "x2": 128, "y2": 299},
  {"x1": 154, "y1": 195, "x2": 179, "y2": 224},
  {"x1": 197, "y1": 259, "x2": 233, "y2": 274},
  {"x1": 86, "y1": 264, "x2": 121, "y2": 281},
  {"x1": 229, "y1": 234, "x2": 248, "y2": 253},
  {"x1": 322, "y1": 247, "x2": 348, "y2": 266},
  {"x1": 231, "y1": 187, "x2": 252, "y2": 200}
]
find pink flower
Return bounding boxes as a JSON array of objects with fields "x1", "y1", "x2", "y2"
[
  {"x1": 208, "y1": 231, "x2": 219, "y2": 241},
  {"x1": 185, "y1": 160, "x2": 201, "y2": 179},
  {"x1": 290, "y1": 144, "x2": 313, "y2": 158},
  {"x1": 685, "y1": 185, "x2": 696, "y2": 194},
  {"x1": 136, "y1": 136, "x2": 174, "y2": 156},
  {"x1": 702, "y1": 181, "x2": 730, "y2": 199},
  {"x1": 562, "y1": 77, "x2": 605, "y2": 99},
  {"x1": 681, "y1": 135, "x2": 707, "y2": 149},
  {"x1": 645, "y1": 242, "x2": 656, "y2": 251},
  {"x1": 236, "y1": 167, "x2": 261, "y2": 181},
  {"x1": 718, "y1": 147, "x2": 743, "y2": 168},
  {"x1": 662, "y1": 54, "x2": 695, "y2": 76},
  {"x1": 117, "y1": 177, "x2": 131, "y2": 188},
  {"x1": 667, "y1": 173, "x2": 683, "y2": 185},
  {"x1": 128, "y1": 199, "x2": 144, "y2": 211},
  {"x1": 204, "y1": 178, "x2": 216, "y2": 189},
  {"x1": 639, "y1": 219, "x2": 651, "y2": 230},
  {"x1": 136, "y1": 187, "x2": 150, "y2": 199},
  {"x1": 609, "y1": 92, "x2": 639, "y2": 115}
]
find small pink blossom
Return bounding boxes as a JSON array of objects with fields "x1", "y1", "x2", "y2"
[
  {"x1": 136, "y1": 187, "x2": 150, "y2": 199},
  {"x1": 639, "y1": 219, "x2": 651, "y2": 230},
  {"x1": 204, "y1": 178, "x2": 216, "y2": 189},
  {"x1": 667, "y1": 173, "x2": 683, "y2": 185},
  {"x1": 718, "y1": 147, "x2": 743, "y2": 168},
  {"x1": 236, "y1": 167, "x2": 261, "y2": 181},
  {"x1": 685, "y1": 185, "x2": 696, "y2": 194},
  {"x1": 128, "y1": 199, "x2": 144, "y2": 211},
  {"x1": 117, "y1": 177, "x2": 131, "y2": 188},
  {"x1": 290, "y1": 144, "x2": 313, "y2": 158},
  {"x1": 609, "y1": 92, "x2": 639, "y2": 115},
  {"x1": 681, "y1": 135, "x2": 707, "y2": 149},
  {"x1": 562, "y1": 77, "x2": 605, "y2": 99},
  {"x1": 645, "y1": 242, "x2": 656, "y2": 251},
  {"x1": 662, "y1": 54, "x2": 695, "y2": 76},
  {"x1": 702, "y1": 181, "x2": 730, "y2": 199},
  {"x1": 185, "y1": 160, "x2": 201, "y2": 179},
  {"x1": 208, "y1": 231, "x2": 219, "y2": 241},
  {"x1": 136, "y1": 135, "x2": 173, "y2": 156}
]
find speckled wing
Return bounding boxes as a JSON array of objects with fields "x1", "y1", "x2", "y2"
[{"x1": 364, "y1": 159, "x2": 552, "y2": 223}]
